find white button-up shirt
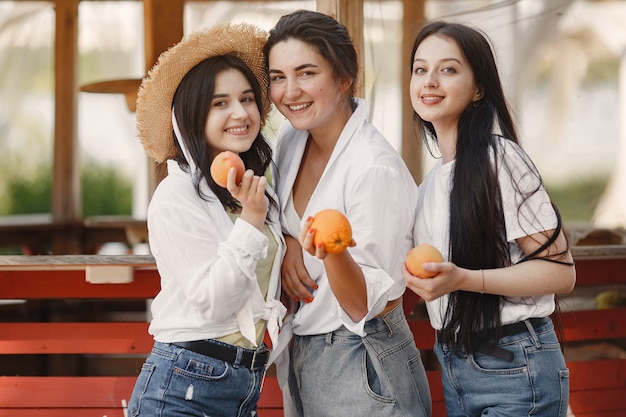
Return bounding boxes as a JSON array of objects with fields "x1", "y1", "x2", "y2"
[
  {"x1": 147, "y1": 159, "x2": 286, "y2": 348},
  {"x1": 275, "y1": 98, "x2": 418, "y2": 336}
]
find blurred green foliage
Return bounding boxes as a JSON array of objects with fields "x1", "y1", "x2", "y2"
[
  {"x1": 82, "y1": 164, "x2": 133, "y2": 217},
  {"x1": 0, "y1": 161, "x2": 132, "y2": 254},
  {"x1": 2, "y1": 161, "x2": 132, "y2": 216},
  {"x1": 2, "y1": 165, "x2": 607, "y2": 223},
  {"x1": 546, "y1": 176, "x2": 608, "y2": 223}
]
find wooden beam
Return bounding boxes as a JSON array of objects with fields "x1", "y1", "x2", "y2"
[
  {"x1": 401, "y1": 1, "x2": 426, "y2": 183},
  {"x1": 0, "y1": 269, "x2": 159, "y2": 299},
  {"x1": 142, "y1": 0, "x2": 185, "y2": 194},
  {"x1": 0, "y1": 322, "x2": 153, "y2": 354},
  {"x1": 142, "y1": 0, "x2": 185, "y2": 73},
  {"x1": 316, "y1": 0, "x2": 365, "y2": 98},
  {"x1": 0, "y1": 376, "x2": 139, "y2": 408},
  {"x1": 52, "y1": 0, "x2": 81, "y2": 254}
]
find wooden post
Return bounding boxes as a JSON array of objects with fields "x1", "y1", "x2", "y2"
[
  {"x1": 52, "y1": 0, "x2": 81, "y2": 254},
  {"x1": 142, "y1": 0, "x2": 185, "y2": 196},
  {"x1": 316, "y1": 0, "x2": 364, "y2": 98},
  {"x1": 142, "y1": 0, "x2": 184, "y2": 74},
  {"x1": 401, "y1": 1, "x2": 426, "y2": 183}
]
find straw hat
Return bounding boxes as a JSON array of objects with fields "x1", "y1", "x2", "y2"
[{"x1": 136, "y1": 23, "x2": 270, "y2": 163}]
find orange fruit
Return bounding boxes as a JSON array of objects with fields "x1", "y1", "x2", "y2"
[
  {"x1": 210, "y1": 151, "x2": 245, "y2": 188},
  {"x1": 310, "y1": 209, "x2": 352, "y2": 254},
  {"x1": 405, "y1": 243, "x2": 444, "y2": 278}
]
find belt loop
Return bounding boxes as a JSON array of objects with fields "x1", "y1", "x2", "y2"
[
  {"x1": 234, "y1": 346, "x2": 244, "y2": 366},
  {"x1": 251, "y1": 348, "x2": 262, "y2": 370},
  {"x1": 524, "y1": 319, "x2": 541, "y2": 347},
  {"x1": 382, "y1": 315, "x2": 394, "y2": 337},
  {"x1": 325, "y1": 332, "x2": 333, "y2": 347}
]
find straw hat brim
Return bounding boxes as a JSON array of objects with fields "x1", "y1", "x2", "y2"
[{"x1": 136, "y1": 23, "x2": 270, "y2": 163}]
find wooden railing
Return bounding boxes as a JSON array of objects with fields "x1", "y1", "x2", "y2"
[
  {"x1": 0, "y1": 255, "x2": 155, "y2": 417},
  {"x1": 0, "y1": 255, "x2": 283, "y2": 417},
  {"x1": 0, "y1": 214, "x2": 148, "y2": 255},
  {"x1": 0, "y1": 245, "x2": 625, "y2": 416}
]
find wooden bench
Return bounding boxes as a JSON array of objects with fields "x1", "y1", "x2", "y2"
[
  {"x1": 1, "y1": 245, "x2": 625, "y2": 416},
  {"x1": 559, "y1": 245, "x2": 626, "y2": 417},
  {"x1": 0, "y1": 256, "x2": 154, "y2": 416},
  {"x1": 0, "y1": 255, "x2": 283, "y2": 416}
]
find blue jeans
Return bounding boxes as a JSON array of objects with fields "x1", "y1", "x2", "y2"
[
  {"x1": 435, "y1": 317, "x2": 570, "y2": 417},
  {"x1": 127, "y1": 341, "x2": 266, "y2": 417},
  {"x1": 288, "y1": 303, "x2": 432, "y2": 416}
]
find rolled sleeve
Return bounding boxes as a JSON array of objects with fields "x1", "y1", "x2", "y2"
[
  {"x1": 337, "y1": 267, "x2": 395, "y2": 336},
  {"x1": 222, "y1": 217, "x2": 268, "y2": 261},
  {"x1": 337, "y1": 165, "x2": 417, "y2": 335}
]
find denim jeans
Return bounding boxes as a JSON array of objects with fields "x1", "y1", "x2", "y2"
[
  {"x1": 127, "y1": 341, "x2": 266, "y2": 417},
  {"x1": 288, "y1": 303, "x2": 432, "y2": 417},
  {"x1": 435, "y1": 317, "x2": 570, "y2": 417}
]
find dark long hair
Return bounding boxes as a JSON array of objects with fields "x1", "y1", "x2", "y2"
[
  {"x1": 171, "y1": 54, "x2": 277, "y2": 214},
  {"x1": 263, "y1": 9, "x2": 359, "y2": 103},
  {"x1": 410, "y1": 21, "x2": 571, "y2": 351}
]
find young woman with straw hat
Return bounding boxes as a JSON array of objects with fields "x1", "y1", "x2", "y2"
[{"x1": 127, "y1": 23, "x2": 286, "y2": 417}]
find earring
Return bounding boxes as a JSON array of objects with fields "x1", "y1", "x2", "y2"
[{"x1": 472, "y1": 100, "x2": 479, "y2": 108}]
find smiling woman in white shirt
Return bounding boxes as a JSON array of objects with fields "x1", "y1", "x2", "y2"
[
  {"x1": 264, "y1": 10, "x2": 432, "y2": 417},
  {"x1": 126, "y1": 23, "x2": 286, "y2": 417},
  {"x1": 404, "y1": 21, "x2": 575, "y2": 417}
]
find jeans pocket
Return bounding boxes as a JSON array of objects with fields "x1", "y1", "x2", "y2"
[
  {"x1": 363, "y1": 348, "x2": 395, "y2": 403},
  {"x1": 470, "y1": 344, "x2": 528, "y2": 374},
  {"x1": 174, "y1": 356, "x2": 230, "y2": 381},
  {"x1": 128, "y1": 362, "x2": 156, "y2": 417}
]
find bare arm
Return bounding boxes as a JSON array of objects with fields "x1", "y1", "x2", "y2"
[
  {"x1": 300, "y1": 216, "x2": 367, "y2": 322},
  {"x1": 405, "y1": 228, "x2": 576, "y2": 302}
]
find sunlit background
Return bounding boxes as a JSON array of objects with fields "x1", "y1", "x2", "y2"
[{"x1": 1, "y1": 0, "x2": 624, "y2": 236}]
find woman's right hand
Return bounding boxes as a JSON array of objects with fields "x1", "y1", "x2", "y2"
[
  {"x1": 281, "y1": 235, "x2": 317, "y2": 303},
  {"x1": 403, "y1": 260, "x2": 463, "y2": 302},
  {"x1": 228, "y1": 168, "x2": 268, "y2": 231}
]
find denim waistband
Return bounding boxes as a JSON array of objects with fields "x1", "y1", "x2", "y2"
[
  {"x1": 437, "y1": 317, "x2": 551, "y2": 362},
  {"x1": 170, "y1": 339, "x2": 269, "y2": 370},
  {"x1": 299, "y1": 301, "x2": 407, "y2": 340}
]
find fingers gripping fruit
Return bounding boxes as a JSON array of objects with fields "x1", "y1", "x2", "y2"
[
  {"x1": 210, "y1": 151, "x2": 245, "y2": 188},
  {"x1": 406, "y1": 243, "x2": 444, "y2": 278},
  {"x1": 310, "y1": 209, "x2": 352, "y2": 254}
]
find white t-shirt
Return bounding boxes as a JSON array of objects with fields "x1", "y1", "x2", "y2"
[
  {"x1": 414, "y1": 138, "x2": 558, "y2": 330},
  {"x1": 275, "y1": 98, "x2": 418, "y2": 337}
]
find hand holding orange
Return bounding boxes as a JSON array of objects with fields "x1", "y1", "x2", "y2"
[
  {"x1": 310, "y1": 209, "x2": 352, "y2": 254},
  {"x1": 405, "y1": 243, "x2": 444, "y2": 278},
  {"x1": 210, "y1": 151, "x2": 245, "y2": 188}
]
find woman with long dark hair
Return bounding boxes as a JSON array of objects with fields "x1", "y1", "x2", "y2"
[{"x1": 404, "y1": 21, "x2": 576, "y2": 416}]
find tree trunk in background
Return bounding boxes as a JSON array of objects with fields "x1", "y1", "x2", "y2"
[{"x1": 594, "y1": 50, "x2": 626, "y2": 229}]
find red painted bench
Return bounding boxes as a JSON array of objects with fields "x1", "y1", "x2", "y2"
[
  {"x1": 0, "y1": 256, "x2": 285, "y2": 417},
  {"x1": 0, "y1": 245, "x2": 624, "y2": 416}
]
